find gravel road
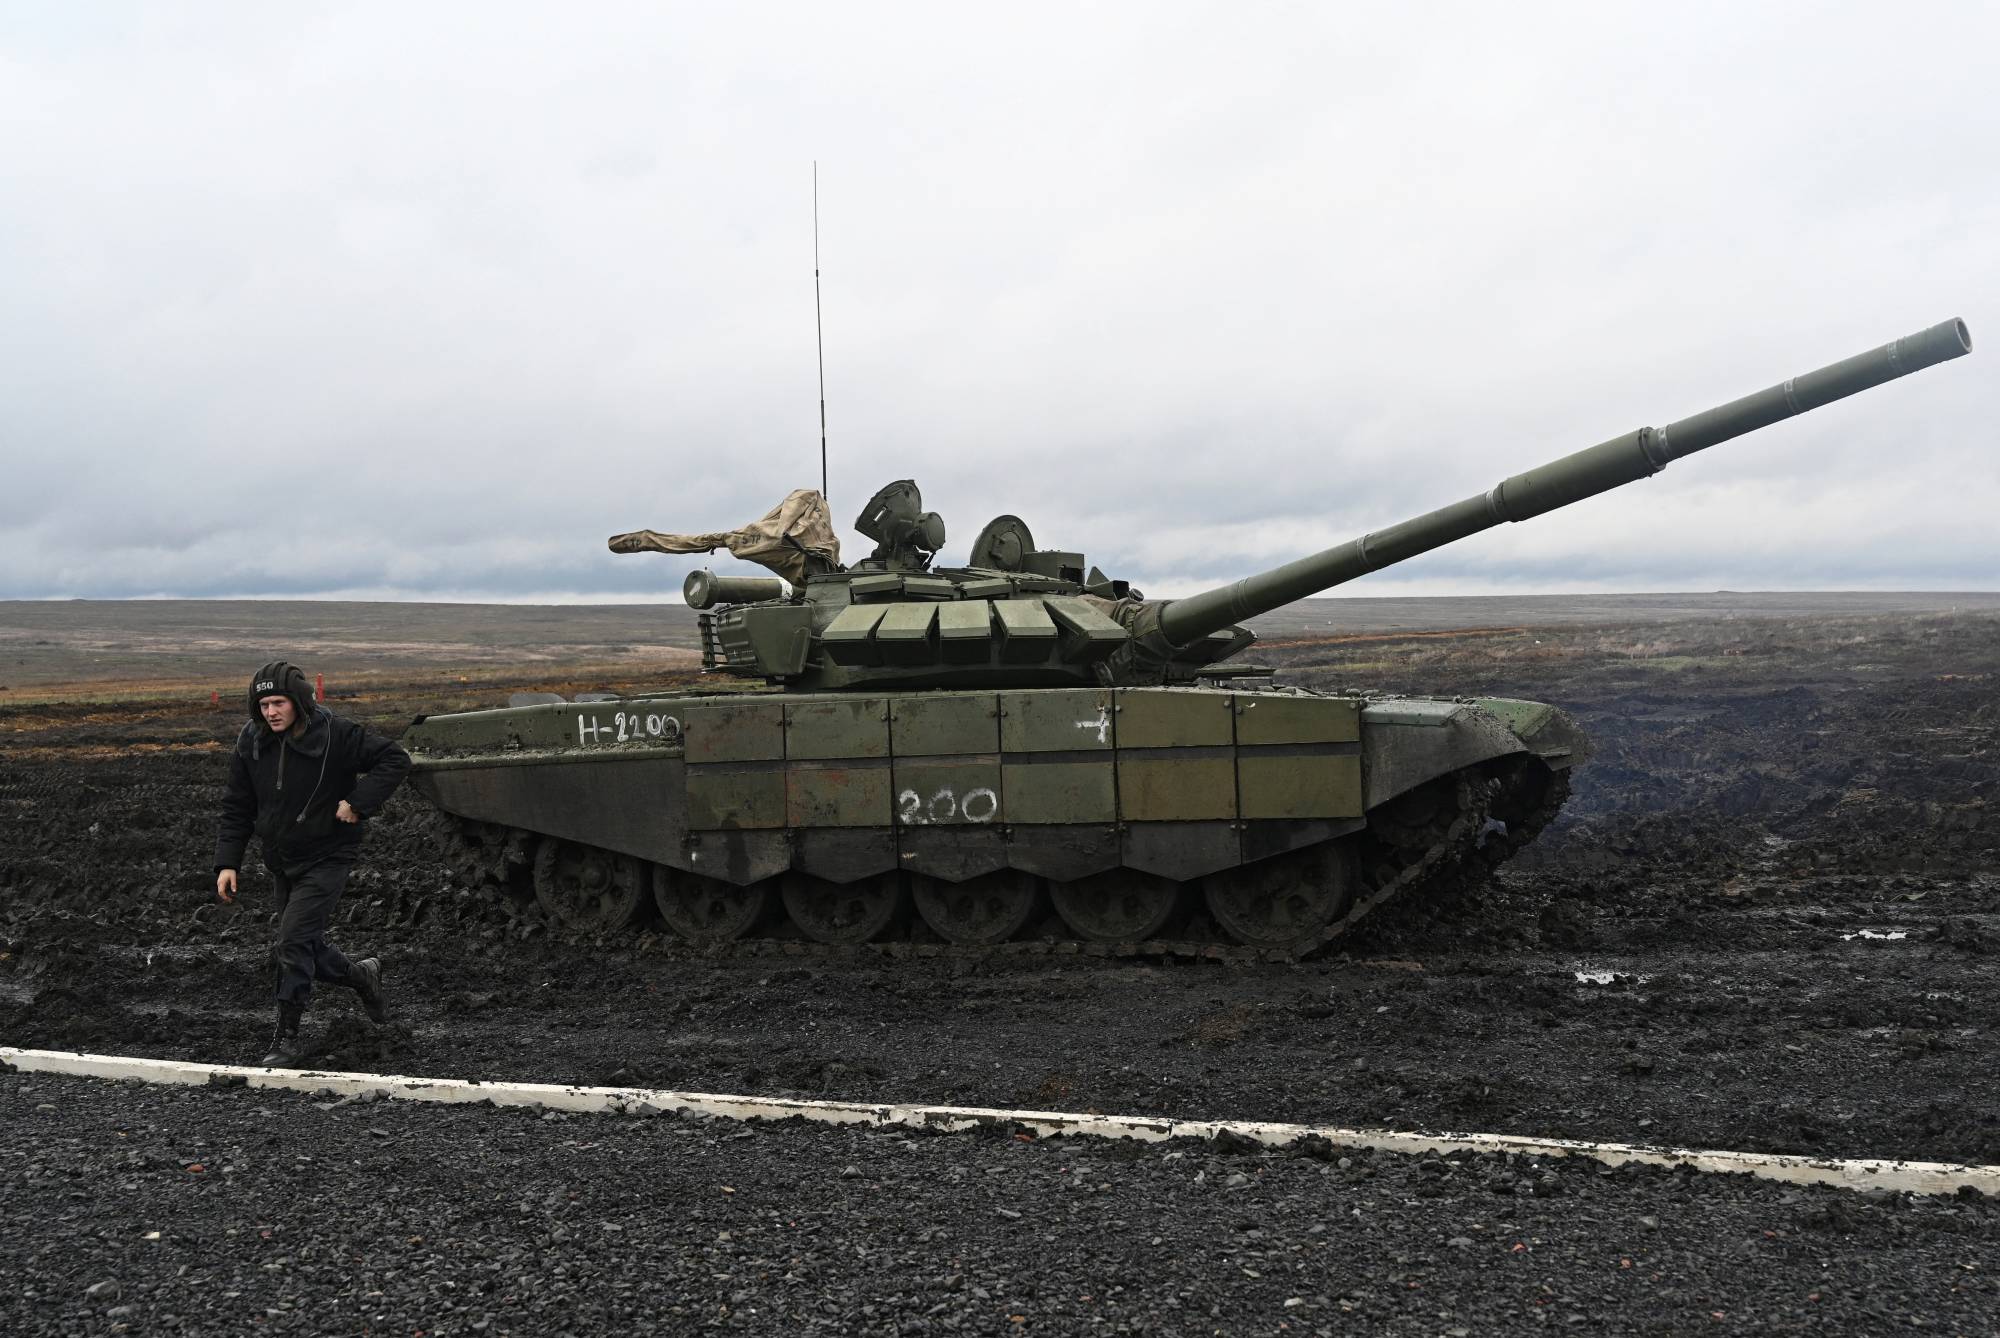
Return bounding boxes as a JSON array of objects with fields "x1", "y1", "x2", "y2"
[{"x1": 5, "y1": 1072, "x2": 1995, "y2": 1335}]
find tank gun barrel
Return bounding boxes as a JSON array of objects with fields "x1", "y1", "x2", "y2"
[{"x1": 1156, "y1": 317, "x2": 1972, "y2": 649}]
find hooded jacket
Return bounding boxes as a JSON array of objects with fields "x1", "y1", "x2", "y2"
[{"x1": 214, "y1": 705, "x2": 412, "y2": 875}]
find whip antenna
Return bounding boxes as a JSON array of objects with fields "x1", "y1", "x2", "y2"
[{"x1": 813, "y1": 162, "x2": 828, "y2": 505}]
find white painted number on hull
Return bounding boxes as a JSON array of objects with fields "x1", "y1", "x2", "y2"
[
  {"x1": 898, "y1": 786, "x2": 999, "y2": 825},
  {"x1": 576, "y1": 711, "x2": 682, "y2": 746}
]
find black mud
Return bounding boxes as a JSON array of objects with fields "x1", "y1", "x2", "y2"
[{"x1": 3, "y1": 607, "x2": 1998, "y2": 1331}]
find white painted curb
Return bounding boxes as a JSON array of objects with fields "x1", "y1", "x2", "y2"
[{"x1": 5, "y1": 1046, "x2": 1994, "y2": 1198}]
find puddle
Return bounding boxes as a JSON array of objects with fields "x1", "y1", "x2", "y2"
[{"x1": 1840, "y1": 929, "x2": 1909, "y2": 942}]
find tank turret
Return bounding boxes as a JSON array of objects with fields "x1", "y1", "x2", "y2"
[{"x1": 682, "y1": 318, "x2": 1971, "y2": 691}]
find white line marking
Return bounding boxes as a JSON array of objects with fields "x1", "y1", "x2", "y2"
[
  {"x1": 4, "y1": 1046, "x2": 1992, "y2": 1198},
  {"x1": 1076, "y1": 707, "x2": 1110, "y2": 744}
]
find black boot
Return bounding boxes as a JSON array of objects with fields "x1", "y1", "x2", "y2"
[
  {"x1": 352, "y1": 957, "x2": 389, "y2": 1023},
  {"x1": 260, "y1": 1003, "x2": 309, "y2": 1067}
]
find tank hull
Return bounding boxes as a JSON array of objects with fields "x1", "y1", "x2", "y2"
[{"x1": 406, "y1": 685, "x2": 1584, "y2": 953}]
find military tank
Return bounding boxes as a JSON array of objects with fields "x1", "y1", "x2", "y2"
[{"x1": 406, "y1": 318, "x2": 1971, "y2": 957}]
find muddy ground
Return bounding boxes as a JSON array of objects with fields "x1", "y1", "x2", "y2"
[{"x1": 3, "y1": 598, "x2": 1998, "y2": 1332}]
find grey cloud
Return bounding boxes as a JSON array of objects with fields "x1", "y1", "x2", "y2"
[{"x1": 0, "y1": 3, "x2": 1994, "y2": 603}]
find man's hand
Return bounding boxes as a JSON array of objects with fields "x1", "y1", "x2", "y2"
[
  {"x1": 216, "y1": 869, "x2": 237, "y2": 903},
  {"x1": 336, "y1": 800, "x2": 360, "y2": 824}
]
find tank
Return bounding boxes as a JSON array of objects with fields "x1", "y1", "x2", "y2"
[{"x1": 406, "y1": 318, "x2": 1972, "y2": 956}]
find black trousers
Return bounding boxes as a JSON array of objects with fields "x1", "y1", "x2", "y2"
[{"x1": 269, "y1": 856, "x2": 360, "y2": 1009}]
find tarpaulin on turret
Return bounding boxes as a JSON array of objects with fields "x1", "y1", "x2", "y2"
[{"x1": 608, "y1": 489, "x2": 841, "y2": 586}]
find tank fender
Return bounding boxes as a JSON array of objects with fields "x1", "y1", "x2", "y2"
[
  {"x1": 1469, "y1": 696, "x2": 1592, "y2": 770},
  {"x1": 1360, "y1": 700, "x2": 1530, "y2": 808}
]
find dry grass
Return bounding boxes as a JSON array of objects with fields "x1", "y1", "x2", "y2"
[{"x1": 0, "y1": 658, "x2": 706, "y2": 711}]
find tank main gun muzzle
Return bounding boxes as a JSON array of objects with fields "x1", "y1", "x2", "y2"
[{"x1": 1151, "y1": 317, "x2": 1972, "y2": 652}]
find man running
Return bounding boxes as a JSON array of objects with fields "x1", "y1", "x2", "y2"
[{"x1": 214, "y1": 661, "x2": 411, "y2": 1066}]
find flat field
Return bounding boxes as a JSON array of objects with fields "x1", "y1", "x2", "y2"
[{"x1": 3, "y1": 594, "x2": 1997, "y2": 1334}]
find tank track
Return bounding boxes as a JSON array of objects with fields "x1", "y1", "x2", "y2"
[{"x1": 436, "y1": 759, "x2": 1568, "y2": 964}]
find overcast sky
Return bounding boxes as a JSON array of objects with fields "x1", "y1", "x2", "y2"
[{"x1": 2, "y1": 3, "x2": 1993, "y2": 602}]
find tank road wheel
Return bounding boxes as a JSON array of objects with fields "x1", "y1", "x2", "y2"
[
  {"x1": 780, "y1": 872, "x2": 909, "y2": 945},
  {"x1": 1203, "y1": 842, "x2": 1358, "y2": 951},
  {"x1": 531, "y1": 839, "x2": 650, "y2": 931},
  {"x1": 653, "y1": 866, "x2": 775, "y2": 946},
  {"x1": 1369, "y1": 776, "x2": 1460, "y2": 851},
  {"x1": 911, "y1": 870, "x2": 1042, "y2": 945},
  {"x1": 1049, "y1": 871, "x2": 1186, "y2": 943},
  {"x1": 446, "y1": 819, "x2": 505, "y2": 882}
]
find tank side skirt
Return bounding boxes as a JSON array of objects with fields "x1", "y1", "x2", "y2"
[
  {"x1": 442, "y1": 767, "x2": 1523, "y2": 962},
  {"x1": 419, "y1": 691, "x2": 1573, "y2": 926},
  {"x1": 421, "y1": 756, "x2": 687, "y2": 868}
]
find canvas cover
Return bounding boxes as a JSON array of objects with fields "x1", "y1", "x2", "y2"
[{"x1": 608, "y1": 488, "x2": 841, "y2": 586}]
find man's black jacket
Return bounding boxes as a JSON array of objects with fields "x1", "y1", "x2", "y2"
[{"x1": 214, "y1": 706, "x2": 412, "y2": 875}]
